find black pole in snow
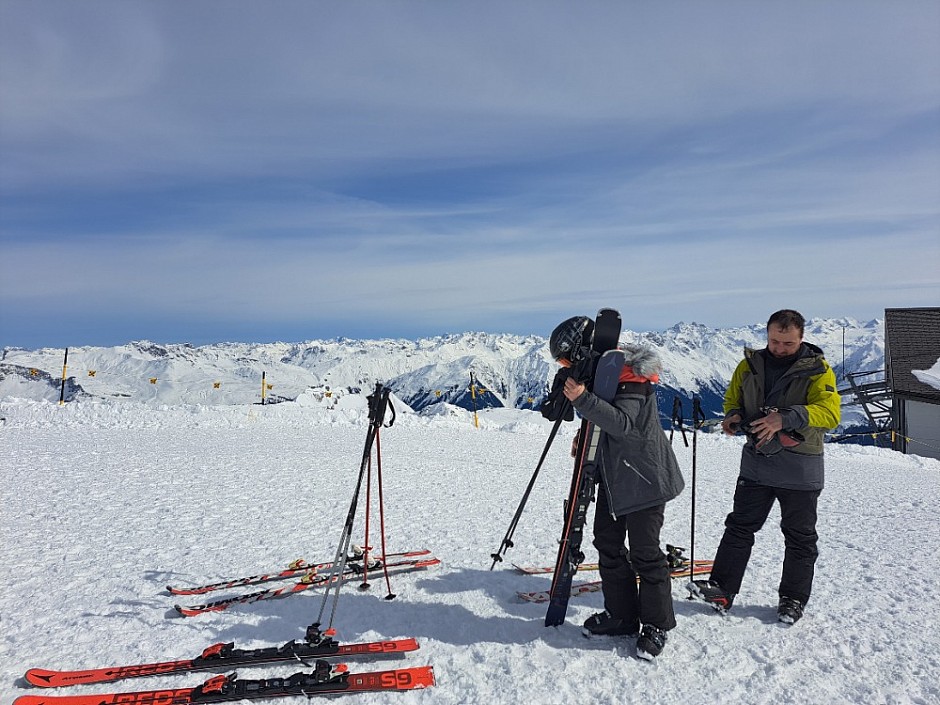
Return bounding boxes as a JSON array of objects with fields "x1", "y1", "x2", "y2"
[
  {"x1": 689, "y1": 397, "x2": 705, "y2": 590},
  {"x1": 58, "y1": 348, "x2": 69, "y2": 405}
]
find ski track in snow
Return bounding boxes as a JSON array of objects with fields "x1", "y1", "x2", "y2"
[{"x1": 1, "y1": 398, "x2": 938, "y2": 705}]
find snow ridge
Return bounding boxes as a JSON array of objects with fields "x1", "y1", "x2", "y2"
[{"x1": 1, "y1": 319, "x2": 883, "y2": 420}]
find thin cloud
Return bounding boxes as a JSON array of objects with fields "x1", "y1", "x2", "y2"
[{"x1": 1, "y1": 1, "x2": 938, "y2": 347}]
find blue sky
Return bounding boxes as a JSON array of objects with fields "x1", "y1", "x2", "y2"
[{"x1": 1, "y1": 1, "x2": 938, "y2": 349}]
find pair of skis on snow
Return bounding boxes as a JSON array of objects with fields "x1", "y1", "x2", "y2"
[
  {"x1": 19, "y1": 553, "x2": 439, "y2": 703},
  {"x1": 19, "y1": 630, "x2": 434, "y2": 704},
  {"x1": 20, "y1": 654, "x2": 433, "y2": 704},
  {"x1": 513, "y1": 547, "x2": 714, "y2": 603},
  {"x1": 169, "y1": 548, "x2": 440, "y2": 617},
  {"x1": 19, "y1": 551, "x2": 441, "y2": 704},
  {"x1": 17, "y1": 666, "x2": 434, "y2": 704}
]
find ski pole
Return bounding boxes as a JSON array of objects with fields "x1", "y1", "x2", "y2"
[
  {"x1": 689, "y1": 397, "x2": 706, "y2": 588},
  {"x1": 361, "y1": 449, "x2": 374, "y2": 591},
  {"x1": 313, "y1": 383, "x2": 392, "y2": 633},
  {"x1": 489, "y1": 408, "x2": 569, "y2": 569},
  {"x1": 670, "y1": 396, "x2": 688, "y2": 447},
  {"x1": 469, "y1": 371, "x2": 479, "y2": 428},
  {"x1": 58, "y1": 348, "x2": 69, "y2": 405},
  {"x1": 358, "y1": 422, "x2": 397, "y2": 599},
  {"x1": 373, "y1": 427, "x2": 397, "y2": 600}
]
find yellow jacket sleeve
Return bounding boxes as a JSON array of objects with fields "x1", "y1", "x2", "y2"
[
  {"x1": 723, "y1": 360, "x2": 749, "y2": 416},
  {"x1": 804, "y1": 363, "x2": 841, "y2": 429}
]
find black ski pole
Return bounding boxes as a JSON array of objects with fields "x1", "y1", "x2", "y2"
[
  {"x1": 489, "y1": 408, "x2": 569, "y2": 569},
  {"x1": 310, "y1": 382, "x2": 392, "y2": 638},
  {"x1": 58, "y1": 348, "x2": 69, "y2": 405},
  {"x1": 670, "y1": 396, "x2": 689, "y2": 447}
]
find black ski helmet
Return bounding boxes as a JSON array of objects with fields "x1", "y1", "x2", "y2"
[{"x1": 549, "y1": 315, "x2": 594, "y2": 362}]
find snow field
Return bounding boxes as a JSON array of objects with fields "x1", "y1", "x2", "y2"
[{"x1": 1, "y1": 398, "x2": 938, "y2": 704}]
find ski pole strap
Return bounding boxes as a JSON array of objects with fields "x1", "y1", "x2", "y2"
[{"x1": 670, "y1": 397, "x2": 689, "y2": 447}]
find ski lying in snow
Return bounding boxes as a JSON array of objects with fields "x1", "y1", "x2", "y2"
[
  {"x1": 518, "y1": 562, "x2": 714, "y2": 603},
  {"x1": 15, "y1": 662, "x2": 435, "y2": 704},
  {"x1": 167, "y1": 549, "x2": 431, "y2": 596},
  {"x1": 514, "y1": 560, "x2": 713, "y2": 575},
  {"x1": 25, "y1": 637, "x2": 420, "y2": 688},
  {"x1": 514, "y1": 562, "x2": 600, "y2": 575},
  {"x1": 545, "y1": 307, "x2": 624, "y2": 628},
  {"x1": 174, "y1": 557, "x2": 440, "y2": 617},
  {"x1": 514, "y1": 545, "x2": 713, "y2": 575}
]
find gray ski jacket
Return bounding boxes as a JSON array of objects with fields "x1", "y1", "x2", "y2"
[{"x1": 570, "y1": 344, "x2": 684, "y2": 518}]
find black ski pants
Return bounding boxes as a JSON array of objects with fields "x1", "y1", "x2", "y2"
[
  {"x1": 710, "y1": 478, "x2": 821, "y2": 605},
  {"x1": 592, "y1": 483, "x2": 677, "y2": 631}
]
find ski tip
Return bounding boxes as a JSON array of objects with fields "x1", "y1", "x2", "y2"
[
  {"x1": 417, "y1": 665, "x2": 436, "y2": 688},
  {"x1": 516, "y1": 591, "x2": 548, "y2": 604},
  {"x1": 23, "y1": 669, "x2": 58, "y2": 688},
  {"x1": 401, "y1": 665, "x2": 436, "y2": 689}
]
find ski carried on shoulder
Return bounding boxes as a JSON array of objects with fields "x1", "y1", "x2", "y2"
[
  {"x1": 15, "y1": 661, "x2": 435, "y2": 704},
  {"x1": 545, "y1": 308, "x2": 623, "y2": 628},
  {"x1": 174, "y1": 556, "x2": 440, "y2": 617},
  {"x1": 167, "y1": 549, "x2": 431, "y2": 596},
  {"x1": 25, "y1": 636, "x2": 420, "y2": 688},
  {"x1": 517, "y1": 562, "x2": 714, "y2": 603}
]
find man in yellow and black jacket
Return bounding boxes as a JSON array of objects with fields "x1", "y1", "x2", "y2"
[{"x1": 689, "y1": 309, "x2": 840, "y2": 625}]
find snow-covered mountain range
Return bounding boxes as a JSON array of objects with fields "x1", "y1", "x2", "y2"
[{"x1": 0, "y1": 318, "x2": 884, "y2": 428}]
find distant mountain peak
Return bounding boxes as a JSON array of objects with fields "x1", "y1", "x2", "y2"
[{"x1": 1, "y1": 318, "x2": 882, "y2": 430}]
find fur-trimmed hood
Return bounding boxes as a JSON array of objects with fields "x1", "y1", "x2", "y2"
[
  {"x1": 620, "y1": 343, "x2": 663, "y2": 381},
  {"x1": 570, "y1": 342, "x2": 684, "y2": 515}
]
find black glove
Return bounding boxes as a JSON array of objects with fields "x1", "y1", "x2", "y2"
[
  {"x1": 541, "y1": 369, "x2": 574, "y2": 422},
  {"x1": 568, "y1": 349, "x2": 598, "y2": 384}
]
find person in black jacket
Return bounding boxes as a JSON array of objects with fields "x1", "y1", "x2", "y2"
[{"x1": 550, "y1": 317, "x2": 684, "y2": 660}]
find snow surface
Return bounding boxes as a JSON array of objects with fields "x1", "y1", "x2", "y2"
[
  {"x1": 913, "y1": 357, "x2": 940, "y2": 392},
  {"x1": 2, "y1": 395, "x2": 938, "y2": 705}
]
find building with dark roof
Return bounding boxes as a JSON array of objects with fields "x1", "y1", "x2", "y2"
[{"x1": 885, "y1": 307, "x2": 940, "y2": 460}]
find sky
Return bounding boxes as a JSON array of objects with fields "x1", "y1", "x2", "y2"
[{"x1": 1, "y1": 1, "x2": 938, "y2": 349}]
